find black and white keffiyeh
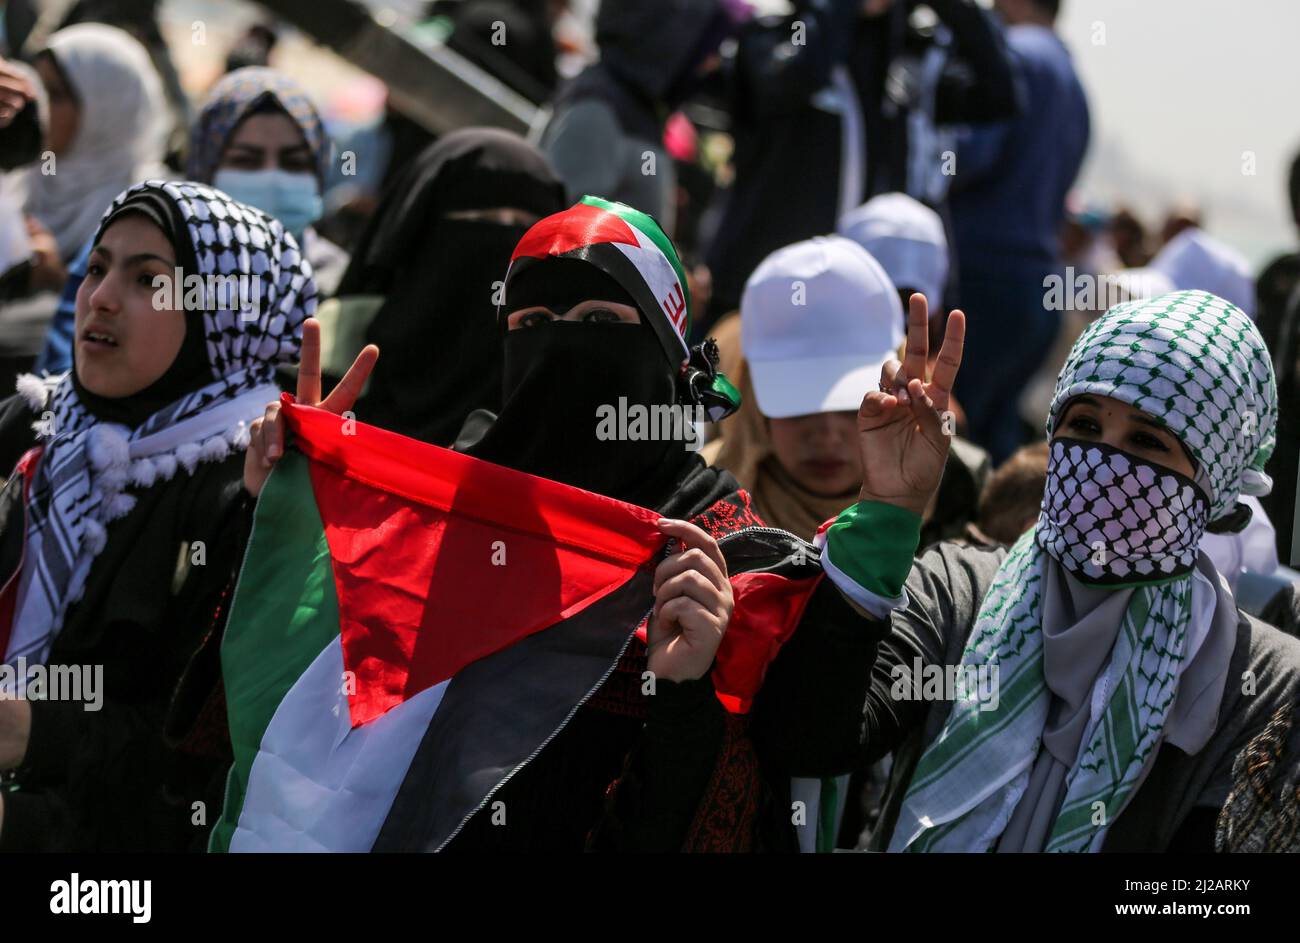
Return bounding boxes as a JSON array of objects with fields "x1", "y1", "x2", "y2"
[{"x1": 5, "y1": 180, "x2": 314, "y2": 670}]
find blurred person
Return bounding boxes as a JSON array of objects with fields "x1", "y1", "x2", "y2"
[
  {"x1": 34, "y1": 67, "x2": 345, "y2": 377},
  {"x1": 823, "y1": 290, "x2": 1298, "y2": 852},
  {"x1": 838, "y1": 192, "x2": 949, "y2": 316},
  {"x1": 1159, "y1": 200, "x2": 1202, "y2": 248},
  {"x1": 223, "y1": 22, "x2": 278, "y2": 74},
  {"x1": 1108, "y1": 205, "x2": 1150, "y2": 269},
  {"x1": 0, "y1": 180, "x2": 312, "y2": 851},
  {"x1": 187, "y1": 69, "x2": 344, "y2": 291},
  {"x1": 340, "y1": 128, "x2": 566, "y2": 447},
  {"x1": 1150, "y1": 225, "x2": 1255, "y2": 318},
  {"x1": 949, "y1": 0, "x2": 1089, "y2": 464},
  {"x1": 0, "y1": 24, "x2": 167, "y2": 397},
  {"x1": 538, "y1": 0, "x2": 745, "y2": 237},
  {"x1": 1201, "y1": 496, "x2": 1280, "y2": 598},
  {"x1": 432, "y1": 0, "x2": 563, "y2": 105},
  {"x1": 837, "y1": 190, "x2": 955, "y2": 366},
  {"x1": 1255, "y1": 149, "x2": 1300, "y2": 562},
  {"x1": 970, "y1": 439, "x2": 1048, "y2": 546},
  {"x1": 22, "y1": 24, "x2": 167, "y2": 273},
  {"x1": 704, "y1": 0, "x2": 1019, "y2": 328},
  {"x1": 56, "y1": 1, "x2": 190, "y2": 152}
]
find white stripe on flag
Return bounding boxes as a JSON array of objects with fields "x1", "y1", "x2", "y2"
[
  {"x1": 231, "y1": 637, "x2": 447, "y2": 852},
  {"x1": 612, "y1": 232, "x2": 688, "y2": 348}
]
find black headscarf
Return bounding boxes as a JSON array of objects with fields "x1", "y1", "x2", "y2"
[
  {"x1": 70, "y1": 189, "x2": 210, "y2": 428},
  {"x1": 341, "y1": 128, "x2": 566, "y2": 446}
]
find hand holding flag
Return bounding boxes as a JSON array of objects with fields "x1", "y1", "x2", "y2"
[
  {"x1": 648, "y1": 519, "x2": 734, "y2": 683},
  {"x1": 244, "y1": 318, "x2": 379, "y2": 497}
]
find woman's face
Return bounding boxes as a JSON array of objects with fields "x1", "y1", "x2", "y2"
[
  {"x1": 505, "y1": 300, "x2": 641, "y2": 331},
  {"x1": 767, "y1": 411, "x2": 863, "y2": 497},
  {"x1": 75, "y1": 215, "x2": 188, "y2": 398},
  {"x1": 35, "y1": 53, "x2": 78, "y2": 155},
  {"x1": 1055, "y1": 394, "x2": 1196, "y2": 477},
  {"x1": 219, "y1": 110, "x2": 314, "y2": 174}
]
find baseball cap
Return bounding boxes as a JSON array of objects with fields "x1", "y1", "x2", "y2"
[
  {"x1": 1150, "y1": 227, "x2": 1255, "y2": 318},
  {"x1": 741, "y1": 235, "x2": 903, "y2": 419},
  {"x1": 836, "y1": 192, "x2": 948, "y2": 313}
]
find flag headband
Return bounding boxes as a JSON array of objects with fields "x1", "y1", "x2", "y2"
[{"x1": 504, "y1": 196, "x2": 692, "y2": 370}]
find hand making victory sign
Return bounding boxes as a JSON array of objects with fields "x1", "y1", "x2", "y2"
[
  {"x1": 243, "y1": 318, "x2": 379, "y2": 497},
  {"x1": 856, "y1": 293, "x2": 966, "y2": 518}
]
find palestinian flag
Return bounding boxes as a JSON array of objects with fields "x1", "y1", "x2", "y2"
[
  {"x1": 507, "y1": 195, "x2": 691, "y2": 369},
  {"x1": 212, "y1": 395, "x2": 822, "y2": 852}
]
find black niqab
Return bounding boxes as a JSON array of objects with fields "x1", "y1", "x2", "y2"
[{"x1": 341, "y1": 128, "x2": 566, "y2": 447}]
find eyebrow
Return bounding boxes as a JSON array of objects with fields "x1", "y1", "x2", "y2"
[
  {"x1": 1130, "y1": 413, "x2": 1170, "y2": 432},
  {"x1": 90, "y1": 247, "x2": 174, "y2": 266},
  {"x1": 226, "y1": 142, "x2": 311, "y2": 154}
]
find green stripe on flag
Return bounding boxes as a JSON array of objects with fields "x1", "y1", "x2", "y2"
[
  {"x1": 209, "y1": 452, "x2": 342, "y2": 852},
  {"x1": 579, "y1": 195, "x2": 689, "y2": 321}
]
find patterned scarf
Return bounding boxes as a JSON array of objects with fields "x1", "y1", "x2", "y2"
[
  {"x1": 3, "y1": 180, "x2": 313, "y2": 671},
  {"x1": 186, "y1": 67, "x2": 331, "y2": 186},
  {"x1": 890, "y1": 290, "x2": 1277, "y2": 852}
]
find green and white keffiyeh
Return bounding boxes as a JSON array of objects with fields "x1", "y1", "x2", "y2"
[{"x1": 890, "y1": 290, "x2": 1278, "y2": 853}]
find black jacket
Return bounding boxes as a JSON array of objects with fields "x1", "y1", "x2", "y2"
[{"x1": 0, "y1": 393, "x2": 250, "y2": 852}]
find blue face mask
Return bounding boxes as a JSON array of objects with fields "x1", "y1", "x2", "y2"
[{"x1": 212, "y1": 168, "x2": 323, "y2": 246}]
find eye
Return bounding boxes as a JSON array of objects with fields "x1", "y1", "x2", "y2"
[
  {"x1": 1066, "y1": 414, "x2": 1101, "y2": 436},
  {"x1": 517, "y1": 311, "x2": 552, "y2": 330},
  {"x1": 1131, "y1": 430, "x2": 1170, "y2": 453},
  {"x1": 86, "y1": 261, "x2": 105, "y2": 278},
  {"x1": 582, "y1": 307, "x2": 622, "y2": 324},
  {"x1": 281, "y1": 154, "x2": 315, "y2": 174}
]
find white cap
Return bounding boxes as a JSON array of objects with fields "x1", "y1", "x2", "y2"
[
  {"x1": 741, "y1": 235, "x2": 903, "y2": 419},
  {"x1": 1150, "y1": 227, "x2": 1256, "y2": 318},
  {"x1": 836, "y1": 192, "x2": 949, "y2": 312}
]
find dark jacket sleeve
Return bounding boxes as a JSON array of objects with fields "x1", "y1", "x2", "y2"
[
  {"x1": 929, "y1": 0, "x2": 1022, "y2": 123},
  {"x1": 591, "y1": 674, "x2": 725, "y2": 852},
  {"x1": 751, "y1": 542, "x2": 1001, "y2": 778}
]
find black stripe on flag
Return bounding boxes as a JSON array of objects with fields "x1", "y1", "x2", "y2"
[{"x1": 372, "y1": 565, "x2": 656, "y2": 852}]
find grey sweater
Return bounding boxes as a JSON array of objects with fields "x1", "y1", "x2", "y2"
[{"x1": 860, "y1": 540, "x2": 1300, "y2": 852}]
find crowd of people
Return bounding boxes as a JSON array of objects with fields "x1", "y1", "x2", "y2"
[{"x1": 0, "y1": 0, "x2": 1297, "y2": 854}]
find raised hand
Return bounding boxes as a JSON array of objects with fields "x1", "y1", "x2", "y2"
[
  {"x1": 0, "y1": 58, "x2": 34, "y2": 129},
  {"x1": 647, "y1": 518, "x2": 734, "y2": 684},
  {"x1": 242, "y1": 318, "x2": 379, "y2": 497},
  {"x1": 856, "y1": 293, "x2": 965, "y2": 518}
]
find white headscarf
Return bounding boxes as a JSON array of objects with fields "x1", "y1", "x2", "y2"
[{"x1": 24, "y1": 24, "x2": 168, "y2": 260}]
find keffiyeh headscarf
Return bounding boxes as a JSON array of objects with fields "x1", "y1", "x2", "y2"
[
  {"x1": 186, "y1": 67, "x2": 331, "y2": 187},
  {"x1": 891, "y1": 290, "x2": 1277, "y2": 853},
  {"x1": 4, "y1": 180, "x2": 314, "y2": 671}
]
